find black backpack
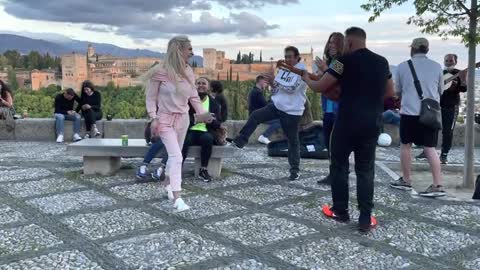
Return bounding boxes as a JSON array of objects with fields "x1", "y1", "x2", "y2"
[
  {"x1": 473, "y1": 175, "x2": 480, "y2": 200},
  {"x1": 267, "y1": 124, "x2": 329, "y2": 159}
]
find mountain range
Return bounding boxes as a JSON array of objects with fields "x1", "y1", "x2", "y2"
[{"x1": 0, "y1": 32, "x2": 203, "y2": 66}]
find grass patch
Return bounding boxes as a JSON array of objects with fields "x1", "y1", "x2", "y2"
[
  {"x1": 64, "y1": 170, "x2": 82, "y2": 181},
  {"x1": 220, "y1": 168, "x2": 234, "y2": 178}
]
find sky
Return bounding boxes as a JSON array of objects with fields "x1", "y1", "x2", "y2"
[{"x1": 0, "y1": 0, "x2": 476, "y2": 67}]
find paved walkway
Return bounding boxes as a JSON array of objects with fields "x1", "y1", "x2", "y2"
[{"x1": 0, "y1": 141, "x2": 479, "y2": 269}]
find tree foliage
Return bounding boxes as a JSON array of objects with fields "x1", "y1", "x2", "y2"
[
  {"x1": 361, "y1": 0, "x2": 477, "y2": 44},
  {"x1": 12, "y1": 81, "x2": 324, "y2": 121},
  {"x1": 2, "y1": 50, "x2": 61, "y2": 70}
]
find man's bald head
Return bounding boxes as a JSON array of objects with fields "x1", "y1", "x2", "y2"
[{"x1": 344, "y1": 27, "x2": 367, "y2": 54}]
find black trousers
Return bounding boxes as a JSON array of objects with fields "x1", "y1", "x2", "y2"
[
  {"x1": 82, "y1": 109, "x2": 102, "y2": 131},
  {"x1": 323, "y1": 113, "x2": 336, "y2": 151},
  {"x1": 441, "y1": 106, "x2": 459, "y2": 154},
  {"x1": 330, "y1": 125, "x2": 378, "y2": 215},
  {"x1": 182, "y1": 130, "x2": 214, "y2": 167},
  {"x1": 234, "y1": 103, "x2": 301, "y2": 174}
]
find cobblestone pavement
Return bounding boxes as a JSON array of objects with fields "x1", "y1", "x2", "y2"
[{"x1": 0, "y1": 141, "x2": 479, "y2": 269}]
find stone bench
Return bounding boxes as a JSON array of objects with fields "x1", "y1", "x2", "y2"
[{"x1": 66, "y1": 139, "x2": 235, "y2": 177}]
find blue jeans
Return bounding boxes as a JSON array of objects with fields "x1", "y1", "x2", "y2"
[
  {"x1": 55, "y1": 113, "x2": 81, "y2": 135},
  {"x1": 383, "y1": 110, "x2": 400, "y2": 126},
  {"x1": 262, "y1": 119, "x2": 282, "y2": 137},
  {"x1": 144, "y1": 139, "x2": 168, "y2": 165}
]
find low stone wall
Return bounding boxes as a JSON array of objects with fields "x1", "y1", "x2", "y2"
[{"x1": 0, "y1": 118, "x2": 478, "y2": 146}]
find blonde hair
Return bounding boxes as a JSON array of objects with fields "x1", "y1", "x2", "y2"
[
  {"x1": 142, "y1": 35, "x2": 193, "y2": 93},
  {"x1": 165, "y1": 35, "x2": 193, "y2": 85}
]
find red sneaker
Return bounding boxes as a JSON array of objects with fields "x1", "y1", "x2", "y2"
[
  {"x1": 359, "y1": 216, "x2": 378, "y2": 233},
  {"x1": 322, "y1": 205, "x2": 350, "y2": 223}
]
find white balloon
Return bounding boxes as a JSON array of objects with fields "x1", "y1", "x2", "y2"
[{"x1": 378, "y1": 133, "x2": 392, "y2": 147}]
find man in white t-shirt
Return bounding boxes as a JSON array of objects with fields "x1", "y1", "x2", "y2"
[{"x1": 230, "y1": 46, "x2": 307, "y2": 181}]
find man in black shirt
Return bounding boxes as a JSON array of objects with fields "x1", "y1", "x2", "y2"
[
  {"x1": 54, "y1": 88, "x2": 81, "y2": 143},
  {"x1": 248, "y1": 75, "x2": 281, "y2": 144},
  {"x1": 417, "y1": 54, "x2": 466, "y2": 164},
  {"x1": 303, "y1": 27, "x2": 394, "y2": 232},
  {"x1": 441, "y1": 54, "x2": 466, "y2": 163}
]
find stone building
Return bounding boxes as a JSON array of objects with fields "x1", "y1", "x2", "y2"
[
  {"x1": 61, "y1": 44, "x2": 162, "y2": 90},
  {"x1": 62, "y1": 52, "x2": 88, "y2": 91},
  {"x1": 31, "y1": 69, "x2": 60, "y2": 90}
]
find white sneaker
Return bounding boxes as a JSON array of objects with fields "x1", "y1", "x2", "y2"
[
  {"x1": 56, "y1": 134, "x2": 64, "y2": 143},
  {"x1": 72, "y1": 133, "x2": 82, "y2": 142},
  {"x1": 84, "y1": 133, "x2": 91, "y2": 139},
  {"x1": 164, "y1": 185, "x2": 174, "y2": 201},
  {"x1": 93, "y1": 127, "x2": 101, "y2": 137},
  {"x1": 258, "y1": 135, "x2": 271, "y2": 145},
  {"x1": 173, "y1": 198, "x2": 190, "y2": 212}
]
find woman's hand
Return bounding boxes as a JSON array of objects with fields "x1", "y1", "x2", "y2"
[{"x1": 314, "y1": 57, "x2": 328, "y2": 72}]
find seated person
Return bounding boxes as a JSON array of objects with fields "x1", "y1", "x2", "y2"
[
  {"x1": 249, "y1": 75, "x2": 281, "y2": 145},
  {"x1": 383, "y1": 96, "x2": 400, "y2": 126},
  {"x1": 54, "y1": 88, "x2": 82, "y2": 143},
  {"x1": 136, "y1": 121, "x2": 168, "y2": 182},
  {"x1": 182, "y1": 77, "x2": 222, "y2": 182},
  {"x1": 210, "y1": 80, "x2": 228, "y2": 123},
  {"x1": 0, "y1": 79, "x2": 15, "y2": 131},
  {"x1": 76, "y1": 80, "x2": 102, "y2": 138}
]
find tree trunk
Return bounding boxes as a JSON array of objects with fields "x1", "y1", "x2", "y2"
[{"x1": 463, "y1": 0, "x2": 478, "y2": 188}]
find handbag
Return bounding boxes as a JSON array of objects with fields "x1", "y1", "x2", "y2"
[
  {"x1": 407, "y1": 60, "x2": 442, "y2": 130},
  {"x1": 212, "y1": 125, "x2": 227, "y2": 146}
]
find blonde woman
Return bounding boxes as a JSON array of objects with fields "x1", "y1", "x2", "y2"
[{"x1": 145, "y1": 36, "x2": 213, "y2": 212}]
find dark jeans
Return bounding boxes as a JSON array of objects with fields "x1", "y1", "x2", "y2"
[
  {"x1": 262, "y1": 119, "x2": 282, "y2": 137},
  {"x1": 323, "y1": 113, "x2": 336, "y2": 151},
  {"x1": 144, "y1": 139, "x2": 168, "y2": 165},
  {"x1": 234, "y1": 103, "x2": 301, "y2": 174},
  {"x1": 82, "y1": 109, "x2": 102, "y2": 131},
  {"x1": 330, "y1": 125, "x2": 378, "y2": 216},
  {"x1": 441, "y1": 106, "x2": 459, "y2": 154},
  {"x1": 182, "y1": 130, "x2": 214, "y2": 167}
]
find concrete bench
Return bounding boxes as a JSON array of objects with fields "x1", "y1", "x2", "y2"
[{"x1": 66, "y1": 139, "x2": 235, "y2": 178}]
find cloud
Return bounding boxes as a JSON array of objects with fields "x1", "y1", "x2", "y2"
[{"x1": 2, "y1": 0, "x2": 292, "y2": 38}]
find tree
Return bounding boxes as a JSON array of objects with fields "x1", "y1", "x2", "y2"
[
  {"x1": 229, "y1": 66, "x2": 233, "y2": 81},
  {"x1": 7, "y1": 69, "x2": 18, "y2": 90},
  {"x1": 241, "y1": 54, "x2": 250, "y2": 64},
  {"x1": 3, "y1": 50, "x2": 21, "y2": 69},
  {"x1": 0, "y1": 55, "x2": 8, "y2": 69},
  {"x1": 362, "y1": 0, "x2": 478, "y2": 188},
  {"x1": 236, "y1": 51, "x2": 241, "y2": 64},
  {"x1": 260, "y1": 50, "x2": 263, "y2": 62}
]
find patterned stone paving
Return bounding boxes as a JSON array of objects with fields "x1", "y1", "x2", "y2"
[{"x1": 0, "y1": 141, "x2": 478, "y2": 269}]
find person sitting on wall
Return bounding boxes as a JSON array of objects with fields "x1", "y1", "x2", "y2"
[
  {"x1": 248, "y1": 75, "x2": 282, "y2": 145},
  {"x1": 54, "y1": 88, "x2": 82, "y2": 143}
]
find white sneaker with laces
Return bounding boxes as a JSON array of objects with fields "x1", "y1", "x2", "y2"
[
  {"x1": 258, "y1": 135, "x2": 271, "y2": 145},
  {"x1": 56, "y1": 134, "x2": 64, "y2": 143},
  {"x1": 72, "y1": 133, "x2": 82, "y2": 142},
  {"x1": 164, "y1": 185, "x2": 174, "y2": 201},
  {"x1": 173, "y1": 198, "x2": 190, "y2": 212}
]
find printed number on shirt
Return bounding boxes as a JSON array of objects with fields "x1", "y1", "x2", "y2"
[{"x1": 275, "y1": 68, "x2": 300, "y2": 87}]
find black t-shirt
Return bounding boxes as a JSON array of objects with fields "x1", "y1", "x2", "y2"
[
  {"x1": 327, "y1": 48, "x2": 391, "y2": 134},
  {"x1": 248, "y1": 86, "x2": 267, "y2": 115},
  {"x1": 441, "y1": 69, "x2": 467, "y2": 108},
  {"x1": 76, "y1": 91, "x2": 102, "y2": 112}
]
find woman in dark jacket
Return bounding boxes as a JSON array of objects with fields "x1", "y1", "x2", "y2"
[
  {"x1": 182, "y1": 77, "x2": 222, "y2": 182},
  {"x1": 76, "y1": 80, "x2": 102, "y2": 138}
]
